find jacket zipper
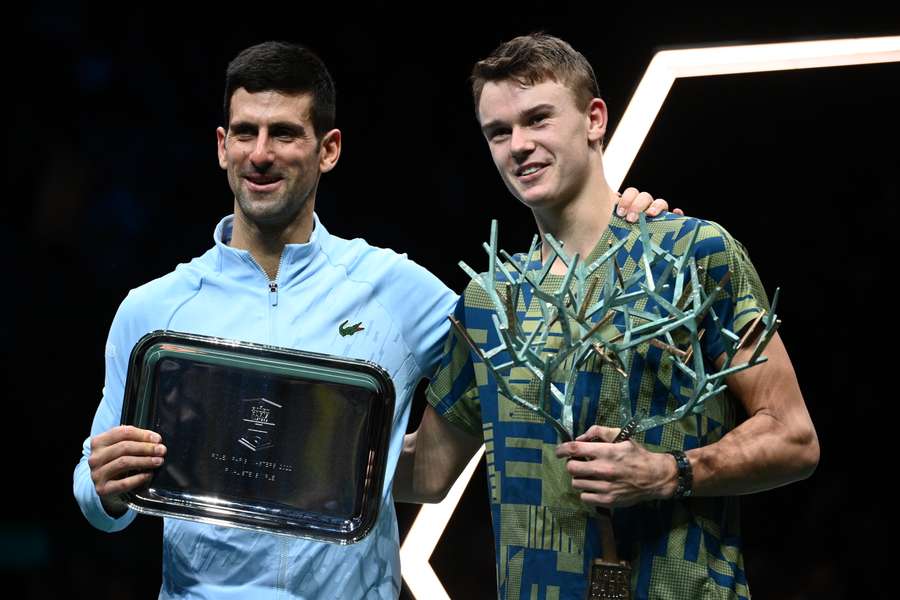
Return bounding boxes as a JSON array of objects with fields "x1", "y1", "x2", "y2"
[
  {"x1": 247, "y1": 253, "x2": 285, "y2": 344},
  {"x1": 247, "y1": 254, "x2": 283, "y2": 307}
]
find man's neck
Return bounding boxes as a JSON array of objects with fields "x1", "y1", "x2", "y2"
[
  {"x1": 229, "y1": 203, "x2": 315, "y2": 280},
  {"x1": 533, "y1": 182, "x2": 618, "y2": 275}
]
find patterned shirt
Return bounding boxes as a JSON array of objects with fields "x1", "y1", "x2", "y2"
[{"x1": 427, "y1": 211, "x2": 769, "y2": 600}]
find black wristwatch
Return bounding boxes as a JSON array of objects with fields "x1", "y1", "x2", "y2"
[{"x1": 668, "y1": 450, "x2": 693, "y2": 499}]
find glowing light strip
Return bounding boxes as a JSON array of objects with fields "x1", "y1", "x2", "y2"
[
  {"x1": 401, "y1": 35, "x2": 900, "y2": 599},
  {"x1": 399, "y1": 446, "x2": 485, "y2": 600},
  {"x1": 605, "y1": 36, "x2": 900, "y2": 188}
]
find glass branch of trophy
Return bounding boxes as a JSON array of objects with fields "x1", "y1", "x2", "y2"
[{"x1": 450, "y1": 218, "x2": 780, "y2": 599}]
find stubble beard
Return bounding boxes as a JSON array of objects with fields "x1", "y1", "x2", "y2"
[{"x1": 232, "y1": 172, "x2": 315, "y2": 233}]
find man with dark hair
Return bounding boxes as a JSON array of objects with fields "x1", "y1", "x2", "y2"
[
  {"x1": 72, "y1": 40, "x2": 459, "y2": 599},
  {"x1": 72, "y1": 40, "x2": 666, "y2": 598},
  {"x1": 396, "y1": 34, "x2": 819, "y2": 599},
  {"x1": 224, "y1": 42, "x2": 337, "y2": 141}
]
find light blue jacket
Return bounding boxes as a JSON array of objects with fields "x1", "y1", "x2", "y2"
[{"x1": 73, "y1": 215, "x2": 458, "y2": 599}]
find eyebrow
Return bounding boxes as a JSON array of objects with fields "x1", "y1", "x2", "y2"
[
  {"x1": 481, "y1": 103, "x2": 556, "y2": 134},
  {"x1": 228, "y1": 120, "x2": 307, "y2": 136}
]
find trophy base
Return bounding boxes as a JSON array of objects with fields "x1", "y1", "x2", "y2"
[{"x1": 586, "y1": 558, "x2": 632, "y2": 600}]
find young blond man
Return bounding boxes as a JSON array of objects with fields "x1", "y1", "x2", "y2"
[{"x1": 396, "y1": 34, "x2": 818, "y2": 600}]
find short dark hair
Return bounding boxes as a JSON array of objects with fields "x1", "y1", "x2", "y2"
[
  {"x1": 471, "y1": 33, "x2": 601, "y2": 114},
  {"x1": 224, "y1": 41, "x2": 336, "y2": 139}
]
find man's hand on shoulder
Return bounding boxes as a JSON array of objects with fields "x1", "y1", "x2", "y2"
[{"x1": 617, "y1": 187, "x2": 685, "y2": 223}]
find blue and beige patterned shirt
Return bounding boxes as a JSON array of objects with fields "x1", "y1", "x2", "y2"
[{"x1": 427, "y1": 211, "x2": 768, "y2": 600}]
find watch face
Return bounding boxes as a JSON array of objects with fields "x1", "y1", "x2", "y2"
[{"x1": 120, "y1": 331, "x2": 395, "y2": 544}]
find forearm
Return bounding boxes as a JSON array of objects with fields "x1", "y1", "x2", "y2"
[
  {"x1": 563, "y1": 393, "x2": 821, "y2": 506},
  {"x1": 393, "y1": 431, "x2": 442, "y2": 504},
  {"x1": 559, "y1": 337, "x2": 819, "y2": 507},
  {"x1": 687, "y1": 408, "x2": 819, "y2": 497},
  {"x1": 687, "y1": 334, "x2": 819, "y2": 497},
  {"x1": 393, "y1": 406, "x2": 482, "y2": 503}
]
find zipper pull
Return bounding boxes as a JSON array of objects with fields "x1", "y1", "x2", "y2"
[{"x1": 269, "y1": 281, "x2": 278, "y2": 307}]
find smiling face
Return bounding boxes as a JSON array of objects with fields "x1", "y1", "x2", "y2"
[
  {"x1": 216, "y1": 88, "x2": 339, "y2": 231},
  {"x1": 477, "y1": 79, "x2": 607, "y2": 213}
]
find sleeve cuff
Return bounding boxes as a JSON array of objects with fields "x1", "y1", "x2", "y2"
[{"x1": 73, "y1": 455, "x2": 137, "y2": 533}]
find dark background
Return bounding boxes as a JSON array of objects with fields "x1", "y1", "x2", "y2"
[{"x1": 5, "y1": 4, "x2": 899, "y2": 599}]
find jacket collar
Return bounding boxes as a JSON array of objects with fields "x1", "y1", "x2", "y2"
[{"x1": 211, "y1": 213, "x2": 329, "y2": 285}]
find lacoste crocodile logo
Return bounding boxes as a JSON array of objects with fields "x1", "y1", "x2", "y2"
[{"x1": 339, "y1": 319, "x2": 365, "y2": 337}]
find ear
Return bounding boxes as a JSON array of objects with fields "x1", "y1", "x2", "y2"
[
  {"x1": 216, "y1": 126, "x2": 228, "y2": 170},
  {"x1": 318, "y1": 128, "x2": 342, "y2": 173},
  {"x1": 586, "y1": 98, "x2": 608, "y2": 145}
]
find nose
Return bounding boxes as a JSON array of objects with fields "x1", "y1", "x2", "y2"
[
  {"x1": 249, "y1": 131, "x2": 274, "y2": 170},
  {"x1": 509, "y1": 125, "x2": 535, "y2": 161}
]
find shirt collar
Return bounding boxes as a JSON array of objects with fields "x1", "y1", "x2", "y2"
[{"x1": 212, "y1": 213, "x2": 329, "y2": 283}]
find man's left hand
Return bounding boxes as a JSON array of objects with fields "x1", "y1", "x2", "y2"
[{"x1": 617, "y1": 187, "x2": 684, "y2": 223}]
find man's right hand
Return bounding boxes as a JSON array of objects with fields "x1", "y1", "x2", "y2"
[{"x1": 88, "y1": 425, "x2": 166, "y2": 517}]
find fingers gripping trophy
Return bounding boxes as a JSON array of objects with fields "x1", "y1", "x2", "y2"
[{"x1": 451, "y1": 219, "x2": 779, "y2": 600}]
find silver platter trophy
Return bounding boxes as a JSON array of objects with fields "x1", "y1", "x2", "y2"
[
  {"x1": 454, "y1": 219, "x2": 779, "y2": 599},
  {"x1": 120, "y1": 331, "x2": 395, "y2": 544}
]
